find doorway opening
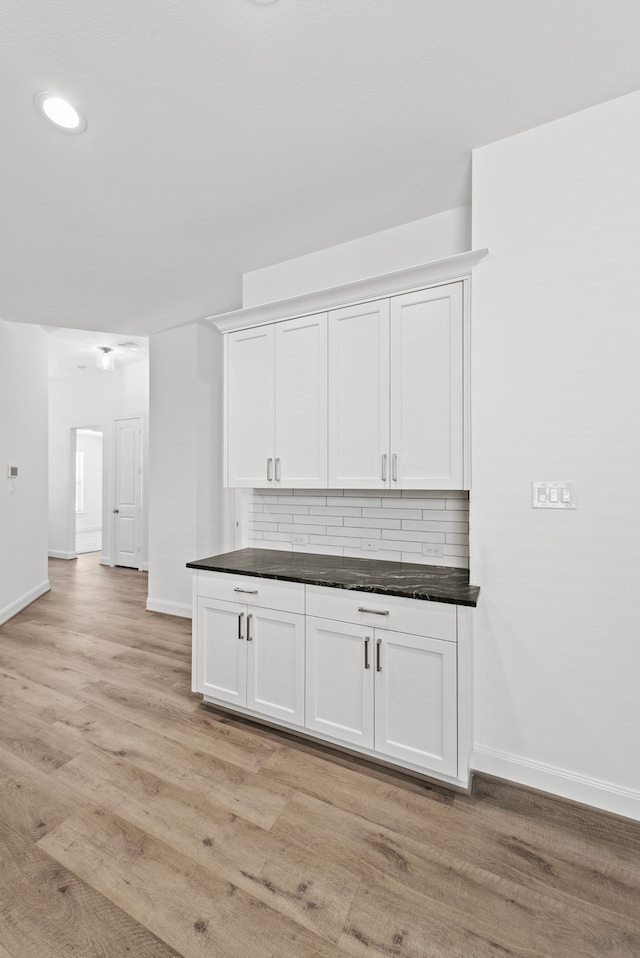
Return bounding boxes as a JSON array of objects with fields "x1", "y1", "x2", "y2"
[{"x1": 74, "y1": 427, "x2": 103, "y2": 555}]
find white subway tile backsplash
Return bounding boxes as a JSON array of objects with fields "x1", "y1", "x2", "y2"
[
  {"x1": 347, "y1": 516, "x2": 402, "y2": 530},
  {"x1": 362, "y1": 507, "x2": 422, "y2": 520},
  {"x1": 381, "y1": 528, "x2": 445, "y2": 543},
  {"x1": 402, "y1": 519, "x2": 469, "y2": 534},
  {"x1": 277, "y1": 495, "x2": 327, "y2": 506},
  {"x1": 247, "y1": 489, "x2": 469, "y2": 569},
  {"x1": 294, "y1": 513, "x2": 338, "y2": 526},
  {"x1": 310, "y1": 505, "x2": 362, "y2": 517},
  {"x1": 419, "y1": 509, "x2": 466, "y2": 522},
  {"x1": 309, "y1": 534, "x2": 357, "y2": 547},
  {"x1": 375, "y1": 539, "x2": 423, "y2": 553},
  {"x1": 327, "y1": 525, "x2": 381, "y2": 538}
]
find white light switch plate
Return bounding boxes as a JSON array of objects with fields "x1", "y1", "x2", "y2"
[{"x1": 532, "y1": 481, "x2": 577, "y2": 509}]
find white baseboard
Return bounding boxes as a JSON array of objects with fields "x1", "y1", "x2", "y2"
[
  {"x1": 146, "y1": 597, "x2": 192, "y2": 619},
  {"x1": 472, "y1": 745, "x2": 640, "y2": 823},
  {"x1": 0, "y1": 580, "x2": 51, "y2": 626},
  {"x1": 48, "y1": 550, "x2": 77, "y2": 560}
]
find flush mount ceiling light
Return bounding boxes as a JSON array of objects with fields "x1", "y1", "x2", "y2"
[
  {"x1": 35, "y1": 92, "x2": 87, "y2": 133},
  {"x1": 96, "y1": 346, "x2": 115, "y2": 371}
]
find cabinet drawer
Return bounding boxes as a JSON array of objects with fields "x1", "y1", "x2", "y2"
[
  {"x1": 195, "y1": 572, "x2": 305, "y2": 614},
  {"x1": 305, "y1": 584, "x2": 457, "y2": 642}
]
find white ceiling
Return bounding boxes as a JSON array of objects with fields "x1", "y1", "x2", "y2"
[
  {"x1": 46, "y1": 327, "x2": 148, "y2": 380},
  {"x1": 3, "y1": 0, "x2": 640, "y2": 339}
]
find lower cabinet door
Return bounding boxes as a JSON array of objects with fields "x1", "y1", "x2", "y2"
[
  {"x1": 246, "y1": 607, "x2": 305, "y2": 726},
  {"x1": 305, "y1": 616, "x2": 374, "y2": 749},
  {"x1": 197, "y1": 597, "x2": 247, "y2": 706},
  {"x1": 374, "y1": 629, "x2": 457, "y2": 777}
]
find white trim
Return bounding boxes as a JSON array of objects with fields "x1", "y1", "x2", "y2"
[
  {"x1": 0, "y1": 580, "x2": 50, "y2": 626},
  {"x1": 472, "y1": 745, "x2": 640, "y2": 823},
  {"x1": 145, "y1": 597, "x2": 192, "y2": 619},
  {"x1": 208, "y1": 249, "x2": 489, "y2": 333},
  {"x1": 48, "y1": 550, "x2": 77, "y2": 560}
]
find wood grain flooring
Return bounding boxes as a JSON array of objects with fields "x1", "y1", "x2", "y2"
[{"x1": 1, "y1": 554, "x2": 639, "y2": 957}]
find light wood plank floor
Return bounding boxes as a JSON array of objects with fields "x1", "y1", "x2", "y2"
[{"x1": 0, "y1": 554, "x2": 639, "y2": 957}]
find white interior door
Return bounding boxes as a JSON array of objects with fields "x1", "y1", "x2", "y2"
[{"x1": 114, "y1": 417, "x2": 142, "y2": 568}]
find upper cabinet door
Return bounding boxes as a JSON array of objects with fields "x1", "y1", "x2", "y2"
[
  {"x1": 390, "y1": 283, "x2": 464, "y2": 489},
  {"x1": 274, "y1": 314, "x2": 328, "y2": 488},
  {"x1": 327, "y1": 300, "x2": 390, "y2": 488},
  {"x1": 226, "y1": 325, "x2": 275, "y2": 487}
]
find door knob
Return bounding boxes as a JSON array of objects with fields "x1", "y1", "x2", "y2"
[{"x1": 112, "y1": 508, "x2": 119, "y2": 514}]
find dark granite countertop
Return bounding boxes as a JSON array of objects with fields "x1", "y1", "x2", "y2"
[{"x1": 187, "y1": 548, "x2": 479, "y2": 607}]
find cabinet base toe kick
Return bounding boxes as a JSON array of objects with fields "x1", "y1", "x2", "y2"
[{"x1": 198, "y1": 694, "x2": 472, "y2": 793}]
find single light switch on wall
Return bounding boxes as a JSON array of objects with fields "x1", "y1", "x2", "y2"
[
  {"x1": 532, "y1": 481, "x2": 577, "y2": 509},
  {"x1": 7, "y1": 465, "x2": 18, "y2": 478}
]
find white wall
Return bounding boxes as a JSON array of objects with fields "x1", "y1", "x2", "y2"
[
  {"x1": 48, "y1": 362, "x2": 149, "y2": 565},
  {"x1": 470, "y1": 90, "x2": 640, "y2": 819},
  {"x1": 147, "y1": 323, "x2": 223, "y2": 616},
  {"x1": 0, "y1": 320, "x2": 49, "y2": 624},
  {"x1": 75, "y1": 431, "x2": 103, "y2": 532},
  {"x1": 243, "y1": 206, "x2": 471, "y2": 307}
]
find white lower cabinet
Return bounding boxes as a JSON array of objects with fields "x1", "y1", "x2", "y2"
[
  {"x1": 196, "y1": 595, "x2": 305, "y2": 727},
  {"x1": 305, "y1": 617, "x2": 457, "y2": 778},
  {"x1": 193, "y1": 572, "x2": 468, "y2": 787}
]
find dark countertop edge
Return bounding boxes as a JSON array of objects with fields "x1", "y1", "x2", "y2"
[{"x1": 186, "y1": 560, "x2": 479, "y2": 608}]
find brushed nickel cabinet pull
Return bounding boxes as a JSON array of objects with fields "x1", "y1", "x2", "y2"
[
  {"x1": 275, "y1": 457, "x2": 281, "y2": 482},
  {"x1": 392, "y1": 453, "x2": 398, "y2": 482},
  {"x1": 358, "y1": 606, "x2": 389, "y2": 616},
  {"x1": 364, "y1": 636, "x2": 370, "y2": 670},
  {"x1": 267, "y1": 458, "x2": 273, "y2": 481},
  {"x1": 246, "y1": 613, "x2": 253, "y2": 642},
  {"x1": 234, "y1": 587, "x2": 258, "y2": 594},
  {"x1": 237, "y1": 611, "x2": 245, "y2": 640},
  {"x1": 376, "y1": 638, "x2": 382, "y2": 672},
  {"x1": 381, "y1": 454, "x2": 387, "y2": 482}
]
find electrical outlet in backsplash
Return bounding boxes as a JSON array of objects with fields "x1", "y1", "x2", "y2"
[{"x1": 246, "y1": 488, "x2": 469, "y2": 568}]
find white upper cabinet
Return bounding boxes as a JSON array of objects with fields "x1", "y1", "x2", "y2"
[
  {"x1": 327, "y1": 282, "x2": 465, "y2": 490},
  {"x1": 274, "y1": 313, "x2": 327, "y2": 488},
  {"x1": 218, "y1": 252, "x2": 483, "y2": 490},
  {"x1": 328, "y1": 299, "x2": 390, "y2": 488},
  {"x1": 390, "y1": 283, "x2": 464, "y2": 489},
  {"x1": 226, "y1": 325, "x2": 274, "y2": 487},
  {"x1": 226, "y1": 313, "x2": 327, "y2": 488}
]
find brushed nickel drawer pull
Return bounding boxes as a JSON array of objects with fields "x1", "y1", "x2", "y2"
[
  {"x1": 358, "y1": 606, "x2": 389, "y2": 616},
  {"x1": 246, "y1": 613, "x2": 253, "y2": 642},
  {"x1": 237, "y1": 611, "x2": 245, "y2": 640},
  {"x1": 364, "y1": 636, "x2": 370, "y2": 670},
  {"x1": 376, "y1": 638, "x2": 382, "y2": 672},
  {"x1": 234, "y1": 587, "x2": 258, "y2": 594}
]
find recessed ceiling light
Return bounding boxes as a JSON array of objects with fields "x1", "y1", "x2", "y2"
[{"x1": 35, "y1": 92, "x2": 87, "y2": 133}]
